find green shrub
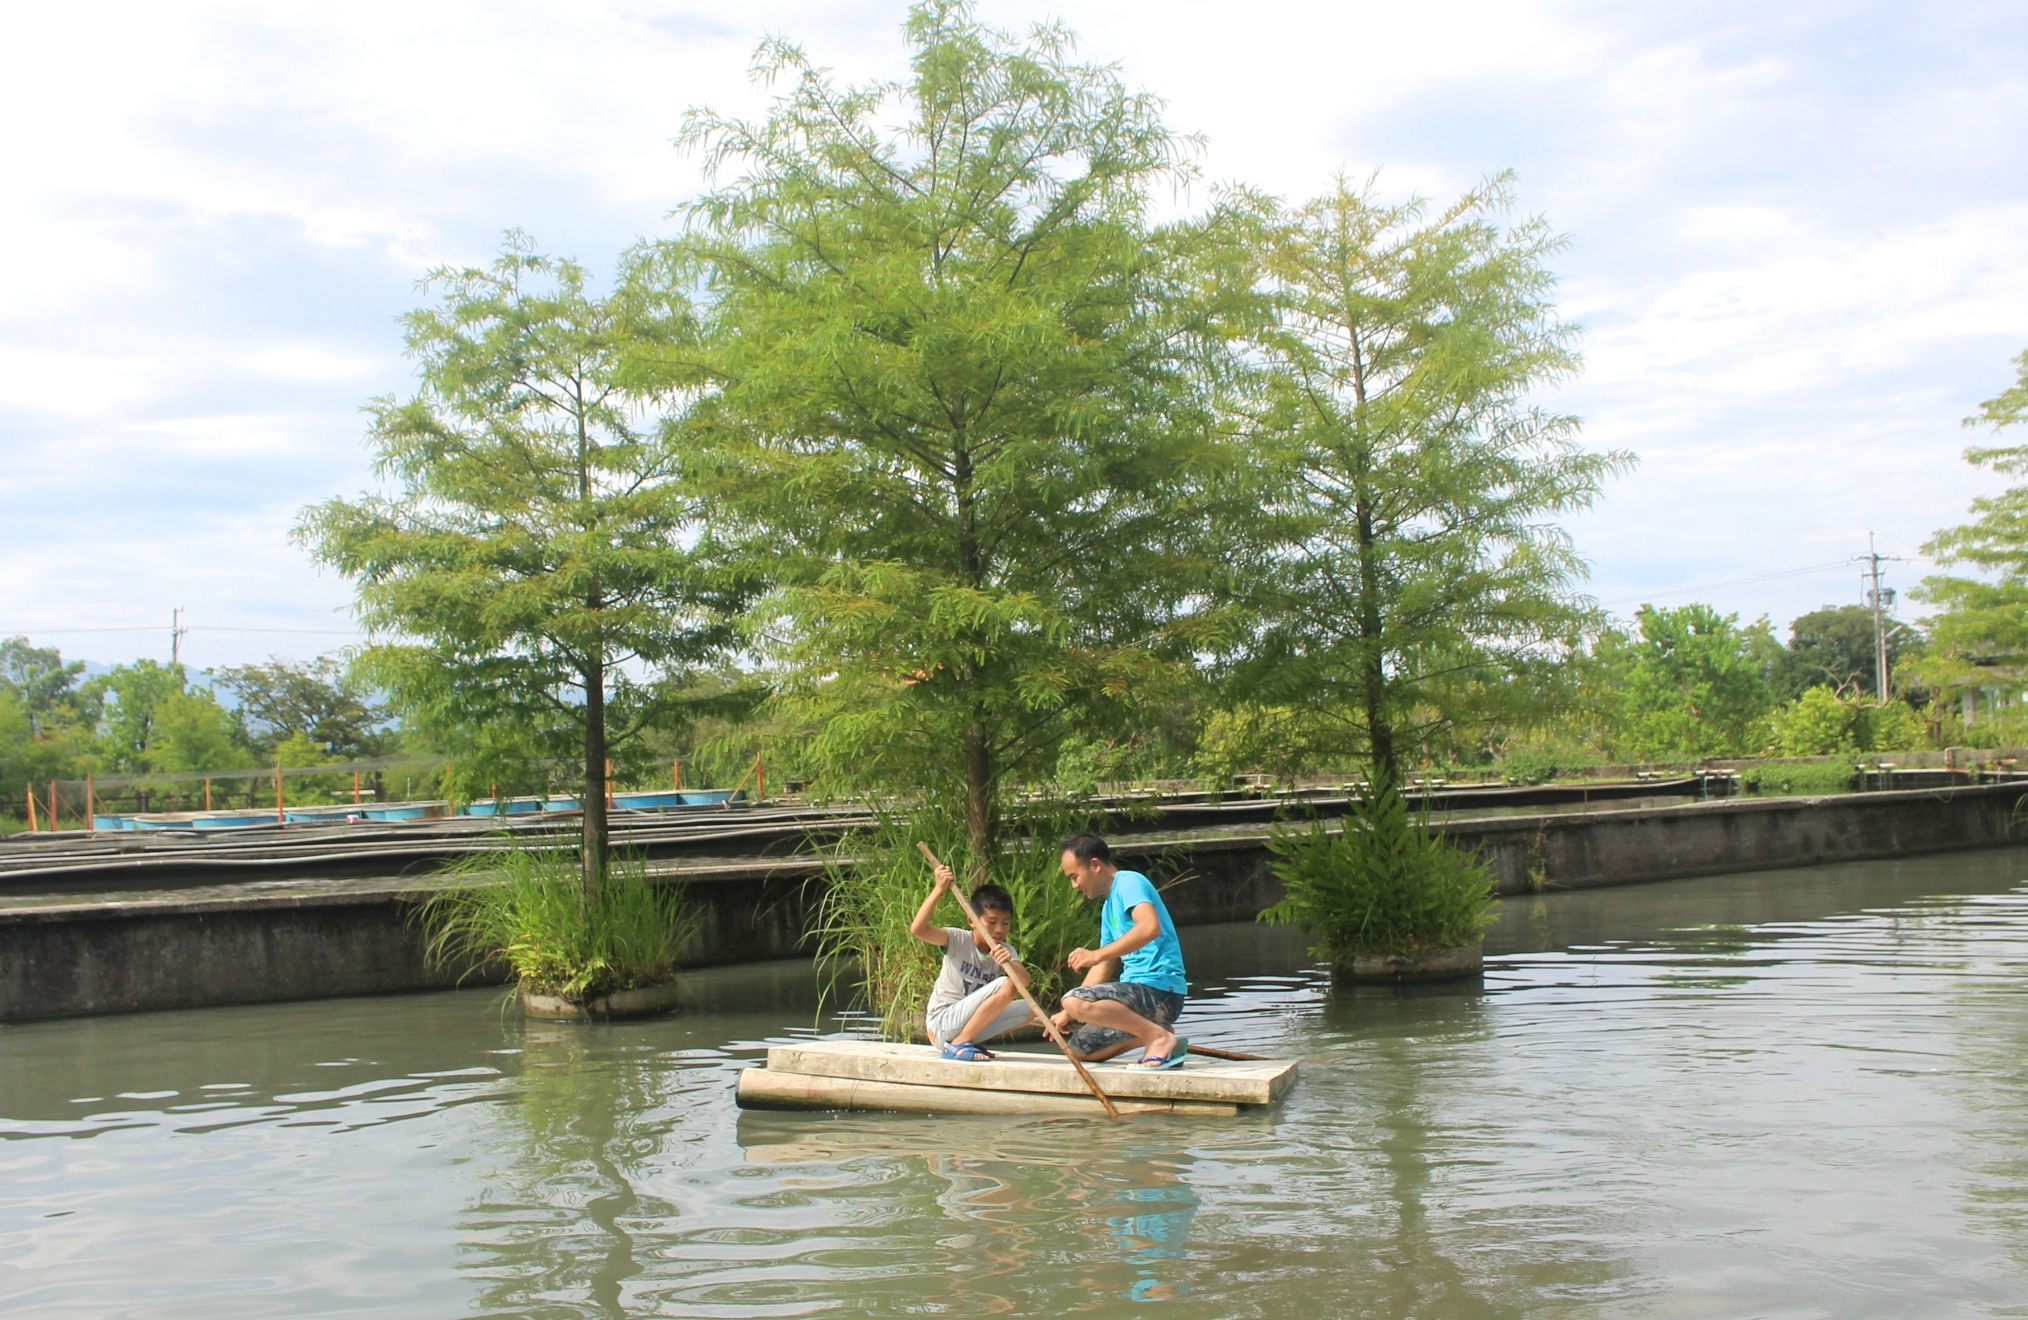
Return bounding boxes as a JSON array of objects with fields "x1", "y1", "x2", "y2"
[
  {"x1": 1740, "y1": 760, "x2": 1857, "y2": 796},
  {"x1": 814, "y1": 808, "x2": 1091, "y2": 1040},
  {"x1": 1261, "y1": 782, "x2": 1496, "y2": 961},
  {"x1": 417, "y1": 843, "x2": 698, "y2": 1001}
]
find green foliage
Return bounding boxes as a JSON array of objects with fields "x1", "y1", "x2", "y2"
[
  {"x1": 1739, "y1": 760, "x2": 1857, "y2": 797},
  {"x1": 1769, "y1": 686, "x2": 1863, "y2": 756},
  {"x1": 71, "y1": 661, "x2": 252, "y2": 775},
  {"x1": 1261, "y1": 782, "x2": 1496, "y2": 960},
  {"x1": 652, "y1": 1, "x2": 1239, "y2": 859},
  {"x1": 0, "y1": 637, "x2": 85, "y2": 733},
  {"x1": 1604, "y1": 604, "x2": 1782, "y2": 759},
  {"x1": 813, "y1": 806, "x2": 1089, "y2": 1041},
  {"x1": 1909, "y1": 350, "x2": 2028, "y2": 711},
  {"x1": 297, "y1": 237, "x2": 747, "y2": 883},
  {"x1": 1497, "y1": 747, "x2": 1600, "y2": 784},
  {"x1": 1222, "y1": 175, "x2": 1628, "y2": 784},
  {"x1": 418, "y1": 844, "x2": 698, "y2": 1001},
  {"x1": 1191, "y1": 704, "x2": 1319, "y2": 786},
  {"x1": 1766, "y1": 686, "x2": 1930, "y2": 757}
]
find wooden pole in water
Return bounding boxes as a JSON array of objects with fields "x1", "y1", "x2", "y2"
[{"x1": 915, "y1": 842, "x2": 1121, "y2": 1118}]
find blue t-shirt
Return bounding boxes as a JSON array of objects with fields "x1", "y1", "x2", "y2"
[{"x1": 1101, "y1": 870, "x2": 1187, "y2": 995}]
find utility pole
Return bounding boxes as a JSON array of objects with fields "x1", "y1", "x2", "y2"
[
  {"x1": 170, "y1": 607, "x2": 188, "y2": 667},
  {"x1": 1861, "y1": 534, "x2": 1893, "y2": 703}
]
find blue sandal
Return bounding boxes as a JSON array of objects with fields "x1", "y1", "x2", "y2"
[
  {"x1": 940, "y1": 1041, "x2": 994, "y2": 1062},
  {"x1": 1139, "y1": 1037, "x2": 1189, "y2": 1070}
]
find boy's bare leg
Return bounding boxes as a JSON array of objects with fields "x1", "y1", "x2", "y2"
[
  {"x1": 953, "y1": 978, "x2": 1029, "y2": 1045},
  {"x1": 1057, "y1": 995, "x2": 1177, "y2": 1063}
]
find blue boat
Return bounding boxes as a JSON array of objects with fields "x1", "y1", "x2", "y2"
[
  {"x1": 463, "y1": 795, "x2": 551, "y2": 817},
  {"x1": 359, "y1": 803, "x2": 443, "y2": 822}
]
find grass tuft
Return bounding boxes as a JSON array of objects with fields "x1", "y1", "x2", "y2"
[
  {"x1": 812, "y1": 809, "x2": 1091, "y2": 1041},
  {"x1": 1261, "y1": 781, "x2": 1496, "y2": 961},
  {"x1": 416, "y1": 842, "x2": 698, "y2": 1001}
]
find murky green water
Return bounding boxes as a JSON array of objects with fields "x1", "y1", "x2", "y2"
[{"x1": 6, "y1": 851, "x2": 2028, "y2": 1317}]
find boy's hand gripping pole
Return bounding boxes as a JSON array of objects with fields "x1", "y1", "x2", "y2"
[{"x1": 917, "y1": 842, "x2": 1121, "y2": 1118}]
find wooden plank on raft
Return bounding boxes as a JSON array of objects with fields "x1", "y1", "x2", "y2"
[
  {"x1": 760, "y1": 1040, "x2": 1298, "y2": 1108},
  {"x1": 736, "y1": 1067, "x2": 1242, "y2": 1117}
]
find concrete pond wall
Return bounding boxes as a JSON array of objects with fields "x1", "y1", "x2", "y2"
[{"x1": 1, "y1": 783, "x2": 2021, "y2": 1024}]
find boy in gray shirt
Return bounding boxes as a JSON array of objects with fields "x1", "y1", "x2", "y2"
[{"x1": 909, "y1": 860, "x2": 1037, "y2": 1060}]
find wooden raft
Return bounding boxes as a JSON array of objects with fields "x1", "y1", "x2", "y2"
[{"x1": 735, "y1": 1040, "x2": 1298, "y2": 1117}]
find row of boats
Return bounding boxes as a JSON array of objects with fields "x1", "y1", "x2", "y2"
[{"x1": 89, "y1": 788, "x2": 742, "y2": 832}]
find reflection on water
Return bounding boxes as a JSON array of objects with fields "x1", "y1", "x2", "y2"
[{"x1": 4, "y1": 849, "x2": 2028, "y2": 1316}]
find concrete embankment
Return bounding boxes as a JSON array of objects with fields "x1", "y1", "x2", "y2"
[{"x1": 1, "y1": 783, "x2": 2020, "y2": 1024}]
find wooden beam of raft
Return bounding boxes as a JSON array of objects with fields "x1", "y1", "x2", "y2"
[
  {"x1": 734, "y1": 1041, "x2": 1298, "y2": 1117},
  {"x1": 737, "y1": 1067, "x2": 1241, "y2": 1117}
]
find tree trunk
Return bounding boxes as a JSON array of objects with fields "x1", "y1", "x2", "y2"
[
  {"x1": 962, "y1": 722, "x2": 993, "y2": 887},
  {"x1": 1347, "y1": 325, "x2": 1396, "y2": 788},
  {"x1": 582, "y1": 659, "x2": 609, "y2": 903}
]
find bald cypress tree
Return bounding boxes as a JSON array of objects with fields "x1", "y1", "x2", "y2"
[{"x1": 644, "y1": 2, "x2": 1242, "y2": 865}]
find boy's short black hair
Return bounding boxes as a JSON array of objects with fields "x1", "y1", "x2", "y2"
[
  {"x1": 970, "y1": 883, "x2": 1015, "y2": 917},
  {"x1": 1058, "y1": 832, "x2": 1111, "y2": 864}
]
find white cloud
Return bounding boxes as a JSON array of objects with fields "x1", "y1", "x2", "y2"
[{"x1": 0, "y1": 0, "x2": 2024, "y2": 659}]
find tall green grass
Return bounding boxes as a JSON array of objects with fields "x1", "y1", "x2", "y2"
[
  {"x1": 417, "y1": 843, "x2": 698, "y2": 1001},
  {"x1": 813, "y1": 809, "x2": 1093, "y2": 1040},
  {"x1": 1262, "y1": 782, "x2": 1496, "y2": 961},
  {"x1": 1739, "y1": 760, "x2": 1857, "y2": 796}
]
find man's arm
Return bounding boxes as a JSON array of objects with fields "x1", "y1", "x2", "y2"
[
  {"x1": 1067, "y1": 903, "x2": 1161, "y2": 975},
  {"x1": 907, "y1": 864, "x2": 955, "y2": 947}
]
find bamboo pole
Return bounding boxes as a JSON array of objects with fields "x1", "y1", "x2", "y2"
[
  {"x1": 915, "y1": 842, "x2": 1121, "y2": 1118},
  {"x1": 755, "y1": 753, "x2": 765, "y2": 801},
  {"x1": 605, "y1": 759, "x2": 616, "y2": 810},
  {"x1": 85, "y1": 774, "x2": 95, "y2": 832},
  {"x1": 351, "y1": 772, "x2": 360, "y2": 805},
  {"x1": 275, "y1": 764, "x2": 285, "y2": 824},
  {"x1": 49, "y1": 782, "x2": 58, "y2": 832},
  {"x1": 204, "y1": 778, "x2": 213, "y2": 812},
  {"x1": 26, "y1": 784, "x2": 38, "y2": 832},
  {"x1": 672, "y1": 760, "x2": 683, "y2": 791}
]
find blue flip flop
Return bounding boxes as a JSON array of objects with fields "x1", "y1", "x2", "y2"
[
  {"x1": 1138, "y1": 1037, "x2": 1189, "y2": 1070},
  {"x1": 940, "y1": 1041, "x2": 994, "y2": 1062}
]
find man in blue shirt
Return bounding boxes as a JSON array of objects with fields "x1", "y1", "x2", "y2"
[{"x1": 1051, "y1": 832, "x2": 1189, "y2": 1067}]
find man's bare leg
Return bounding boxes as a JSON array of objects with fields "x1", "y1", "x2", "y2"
[{"x1": 1058, "y1": 995, "x2": 1178, "y2": 1063}]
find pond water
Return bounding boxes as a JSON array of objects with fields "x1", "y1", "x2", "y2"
[{"x1": 6, "y1": 850, "x2": 2028, "y2": 1317}]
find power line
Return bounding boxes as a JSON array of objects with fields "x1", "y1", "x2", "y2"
[
  {"x1": 1598, "y1": 559, "x2": 1855, "y2": 609},
  {"x1": 5, "y1": 624, "x2": 360, "y2": 636}
]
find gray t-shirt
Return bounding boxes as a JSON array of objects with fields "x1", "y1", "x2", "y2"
[{"x1": 926, "y1": 928, "x2": 1019, "y2": 1015}]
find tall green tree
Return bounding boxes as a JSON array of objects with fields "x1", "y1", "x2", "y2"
[
  {"x1": 297, "y1": 239, "x2": 745, "y2": 892},
  {"x1": 1910, "y1": 349, "x2": 2028, "y2": 708},
  {"x1": 1773, "y1": 604, "x2": 1920, "y2": 701},
  {"x1": 79, "y1": 661, "x2": 249, "y2": 774},
  {"x1": 0, "y1": 637, "x2": 85, "y2": 734},
  {"x1": 1222, "y1": 176, "x2": 1627, "y2": 784},
  {"x1": 1603, "y1": 604, "x2": 1781, "y2": 759},
  {"x1": 212, "y1": 655, "x2": 393, "y2": 760},
  {"x1": 649, "y1": 2, "x2": 1239, "y2": 864}
]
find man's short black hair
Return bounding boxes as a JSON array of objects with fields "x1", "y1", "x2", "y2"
[
  {"x1": 970, "y1": 883, "x2": 1015, "y2": 917},
  {"x1": 1059, "y1": 832, "x2": 1112, "y2": 864}
]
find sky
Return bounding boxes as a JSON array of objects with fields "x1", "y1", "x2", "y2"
[{"x1": 1, "y1": 0, "x2": 2023, "y2": 670}]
